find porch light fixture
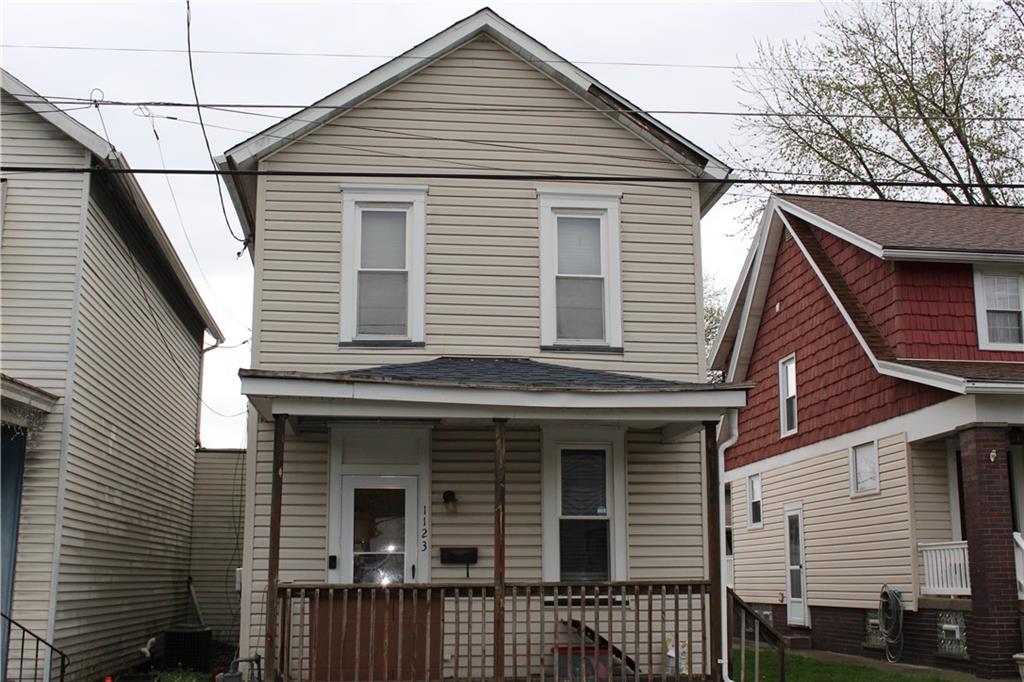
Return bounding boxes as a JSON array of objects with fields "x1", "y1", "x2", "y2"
[{"x1": 442, "y1": 490, "x2": 458, "y2": 513}]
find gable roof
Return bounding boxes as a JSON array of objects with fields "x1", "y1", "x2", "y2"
[
  {"x1": 242, "y1": 356, "x2": 749, "y2": 393},
  {"x1": 711, "y1": 194, "x2": 1024, "y2": 395},
  {"x1": 217, "y1": 7, "x2": 732, "y2": 243},
  {"x1": 777, "y1": 194, "x2": 1024, "y2": 262},
  {"x1": 2, "y1": 69, "x2": 224, "y2": 341}
]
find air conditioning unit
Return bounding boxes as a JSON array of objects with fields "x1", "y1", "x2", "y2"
[{"x1": 165, "y1": 624, "x2": 212, "y2": 671}]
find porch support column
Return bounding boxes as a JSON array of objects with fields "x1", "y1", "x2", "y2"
[
  {"x1": 959, "y1": 427, "x2": 1018, "y2": 678},
  {"x1": 493, "y1": 418, "x2": 509, "y2": 682},
  {"x1": 264, "y1": 414, "x2": 287, "y2": 679},
  {"x1": 703, "y1": 420, "x2": 723, "y2": 682}
]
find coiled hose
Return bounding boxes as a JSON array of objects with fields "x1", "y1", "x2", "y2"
[{"x1": 879, "y1": 585, "x2": 904, "y2": 662}]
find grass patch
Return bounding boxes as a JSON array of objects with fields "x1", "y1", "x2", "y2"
[{"x1": 730, "y1": 649, "x2": 954, "y2": 682}]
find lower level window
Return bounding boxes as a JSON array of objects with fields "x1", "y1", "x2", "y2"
[{"x1": 559, "y1": 448, "x2": 610, "y2": 582}]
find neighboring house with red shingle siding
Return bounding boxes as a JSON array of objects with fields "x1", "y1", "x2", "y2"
[{"x1": 711, "y1": 194, "x2": 1024, "y2": 679}]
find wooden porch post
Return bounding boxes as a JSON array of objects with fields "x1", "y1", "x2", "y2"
[
  {"x1": 265, "y1": 414, "x2": 287, "y2": 679},
  {"x1": 493, "y1": 418, "x2": 509, "y2": 682},
  {"x1": 704, "y1": 420, "x2": 723, "y2": 681}
]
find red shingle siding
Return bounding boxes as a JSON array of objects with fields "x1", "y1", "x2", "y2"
[
  {"x1": 726, "y1": 234, "x2": 953, "y2": 470},
  {"x1": 894, "y1": 262, "x2": 1023, "y2": 360}
]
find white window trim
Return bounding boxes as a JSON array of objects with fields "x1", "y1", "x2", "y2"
[
  {"x1": 747, "y1": 473, "x2": 763, "y2": 529},
  {"x1": 848, "y1": 440, "x2": 881, "y2": 497},
  {"x1": 537, "y1": 188, "x2": 623, "y2": 349},
  {"x1": 778, "y1": 353, "x2": 798, "y2": 437},
  {"x1": 340, "y1": 185, "x2": 428, "y2": 343},
  {"x1": 973, "y1": 268, "x2": 1024, "y2": 351},
  {"x1": 541, "y1": 426, "x2": 627, "y2": 582}
]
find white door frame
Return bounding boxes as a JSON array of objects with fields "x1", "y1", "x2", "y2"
[
  {"x1": 339, "y1": 475, "x2": 418, "y2": 584},
  {"x1": 784, "y1": 501, "x2": 809, "y2": 627},
  {"x1": 1012, "y1": 444, "x2": 1024, "y2": 533},
  {"x1": 328, "y1": 424, "x2": 432, "y2": 584}
]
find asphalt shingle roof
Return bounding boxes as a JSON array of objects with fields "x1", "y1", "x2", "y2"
[
  {"x1": 778, "y1": 194, "x2": 1024, "y2": 255},
  {"x1": 242, "y1": 356, "x2": 746, "y2": 393}
]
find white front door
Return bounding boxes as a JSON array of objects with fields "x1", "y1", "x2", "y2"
[
  {"x1": 339, "y1": 475, "x2": 419, "y2": 585},
  {"x1": 784, "y1": 503, "x2": 808, "y2": 626}
]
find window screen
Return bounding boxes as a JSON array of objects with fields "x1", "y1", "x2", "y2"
[
  {"x1": 357, "y1": 209, "x2": 408, "y2": 336},
  {"x1": 559, "y1": 448, "x2": 609, "y2": 581},
  {"x1": 982, "y1": 274, "x2": 1023, "y2": 344},
  {"x1": 556, "y1": 216, "x2": 604, "y2": 341}
]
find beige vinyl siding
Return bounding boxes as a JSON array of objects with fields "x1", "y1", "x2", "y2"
[
  {"x1": 241, "y1": 426, "x2": 706, "y2": 656},
  {"x1": 0, "y1": 93, "x2": 87, "y2": 646},
  {"x1": 53, "y1": 183, "x2": 203, "y2": 680},
  {"x1": 255, "y1": 36, "x2": 702, "y2": 381},
  {"x1": 731, "y1": 433, "x2": 917, "y2": 610},
  {"x1": 191, "y1": 450, "x2": 245, "y2": 645},
  {"x1": 908, "y1": 441, "x2": 953, "y2": 588}
]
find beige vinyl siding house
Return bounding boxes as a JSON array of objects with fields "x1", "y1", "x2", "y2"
[
  {"x1": 221, "y1": 10, "x2": 742, "y2": 681},
  {"x1": 1, "y1": 71, "x2": 223, "y2": 681},
  {"x1": 190, "y1": 449, "x2": 245, "y2": 646}
]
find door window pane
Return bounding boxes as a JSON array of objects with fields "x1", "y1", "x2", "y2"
[
  {"x1": 559, "y1": 519, "x2": 609, "y2": 582},
  {"x1": 556, "y1": 278, "x2": 604, "y2": 340},
  {"x1": 561, "y1": 449, "x2": 607, "y2": 516},
  {"x1": 557, "y1": 217, "x2": 601, "y2": 275},
  {"x1": 360, "y1": 210, "x2": 406, "y2": 269},
  {"x1": 357, "y1": 271, "x2": 408, "y2": 335},
  {"x1": 352, "y1": 488, "x2": 406, "y2": 585},
  {"x1": 789, "y1": 569, "x2": 803, "y2": 599},
  {"x1": 787, "y1": 514, "x2": 801, "y2": 566}
]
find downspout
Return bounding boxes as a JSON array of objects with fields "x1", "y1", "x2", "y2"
[
  {"x1": 717, "y1": 408, "x2": 740, "y2": 681},
  {"x1": 195, "y1": 336, "x2": 221, "y2": 448}
]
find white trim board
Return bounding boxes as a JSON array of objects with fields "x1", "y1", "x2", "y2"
[{"x1": 723, "y1": 393, "x2": 1024, "y2": 482}]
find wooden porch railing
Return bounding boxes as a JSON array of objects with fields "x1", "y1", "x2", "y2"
[
  {"x1": 726, "y1": 590, "x2": 785, "y2": 682},
  {"x1": 272, "y1": 581, "x2": 712, "y2": 681},
  {"x1": 918, "y1": 541, "x2": 971, "y2": 597}
]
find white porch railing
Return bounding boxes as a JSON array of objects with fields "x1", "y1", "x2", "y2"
[
  {"x1": 1014, "y1": 532, "x2": 1024, "y2": 600},
  {"x1": 919, "y1": 541, "x2": 971, "y2": 596},
  {"x1": 725, "y1": 555, "x2": 734, "y2": 588}
]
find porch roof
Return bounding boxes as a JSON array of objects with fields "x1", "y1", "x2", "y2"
[
  {"x1": 240, "y1": 356, "x2": 749, "y2": 428},
  {"x1": 1, "y1": 373, "x2": 59, "y2": 427}
]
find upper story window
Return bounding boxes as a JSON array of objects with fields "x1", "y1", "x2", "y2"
[
  {"x1": 779, "y1": 354, "x2": 798, "y2": 436},
  {"x1": 974, "y1": 270, "x2": 1024, "y2": 351},
  {"x1": 849, "y1": 441, "x2": 880, "y2": 496},
  {"x1": 340, "y1": 186, "x2": 427, "y2": 345},
  {"x1": 538, "y1": 188, "x2": 623, "y2": 350}
]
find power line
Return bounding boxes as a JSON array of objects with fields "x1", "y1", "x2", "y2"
[
  {"x1": 185, "y1": 0, "x2": 246, "y2": 246},
  {"x1": 12, "y1": 95, "x2": 1024, "y2": 123},
  {"x1": 4, "y1": 164, "x2": 1022, "y2": 189},
  {"x1": 0, "y1": 42, "x2": 810, "y2": 72}
]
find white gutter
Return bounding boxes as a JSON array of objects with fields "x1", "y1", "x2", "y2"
[{"x1": 716, "y1": 408, "x2": 740, "y2": 681}]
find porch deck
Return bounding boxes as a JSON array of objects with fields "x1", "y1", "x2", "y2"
[{"x1": 273, "y1": 581, "x2": 713, "y2": 681}]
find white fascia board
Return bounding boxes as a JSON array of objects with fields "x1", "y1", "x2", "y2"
[
  {"x1": 215, "y1": 153, "x2": 255, "y2": 246},
  {"x1": 881, "y1": 248, "x2": 1024, "y2": 265},
  {"x1": 240, "y1": 375, "x2": 747, "y2": 411},
  {"x1": 1, "y1": 68, "x2": 112, "y2": 160},
  {"x1": 774, "y1": 197, "x2": 885, "y2": 258},
  {"x1": 0, "y1": 378, "x2": 59, "y2": 414},
  {"x1": 874, "y1": 360, "x2": 966, "y2": 394},
  {"x1": 708, "y1": 205, "x2": 764, "y2": 370},
  {"x1": 963, "y1": 381, "x2": 1024, "y2": 395}
]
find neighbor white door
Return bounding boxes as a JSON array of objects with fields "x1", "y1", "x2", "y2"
[
  {"x1": 339, "y1": 475, "x2": 419, "y2": 584},
  {"x1": 784, "y1": 503, "x2": 808, "y2": 626}
]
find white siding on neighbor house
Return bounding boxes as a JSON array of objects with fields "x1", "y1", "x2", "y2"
[
  {"x1": 240, "y1": 425, "x2": 706, "y2": 656},
  {"x1": 53, "y1": 183, "x2": 203, "y2": 680},
  {"x1": 0, "y1": 92, "x2": 88, "y2": 646},
  {"x1": 908, "y1": 441, "x2": 954, "y2": 589},
  {"x1": 730, "y1": 433, "x2": 917, "y2": 611},
  {"x1": 254, "y1": 36, "x2": 703, "y2": 381},
  {"x1": 191, "y1": 449, "x2": 245, "y2": 645}
]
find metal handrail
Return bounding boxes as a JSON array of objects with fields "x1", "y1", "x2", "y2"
[{"x1": 2, "y1": 612, "x2": 70, "y2": 682}]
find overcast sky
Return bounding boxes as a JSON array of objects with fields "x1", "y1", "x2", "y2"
[{"x1": 2, "y1": 1, "x2": 829, "y2": 447}]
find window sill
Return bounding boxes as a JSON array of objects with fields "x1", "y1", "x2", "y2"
[
  {"x1": 849, "y1": 488, "x2": 881, "y2": 499},
  {"x1": 542, "y1": 344, "x2": 624, "y2": 354},
  {"x1": 339, "y1": 340, "x2": 426, "y2": 348},
  {"x1": 747, "y1": 522, "x2": 764, "y2": 530}
]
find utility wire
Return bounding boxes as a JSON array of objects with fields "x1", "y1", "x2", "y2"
[
  {"x1": 13, "y1": 95, "x2": 1024, "y2": 122},
  {"x1": 3, "y1": 165, "x2": 1022, "y2": 190},
  {"x1": 0, "y1": 42, "x2": 816, "y2": 71},
  {"x1": 184, "y1": 0, "x2": 246, "y2": 246}
]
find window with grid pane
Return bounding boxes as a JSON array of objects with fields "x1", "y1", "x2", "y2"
[
  {"x1": 556, "y1": 216, "x2": 604, "y2": 341},
  {"x1": 559, "y1": 448, "x2": 609, "y2": 582},
  {"x1": 357, "y1": 209, "x2": 408, "y2": 336},
  {"x1": 981, "y1": 274, "x2": 1023, "y2": 344}
]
